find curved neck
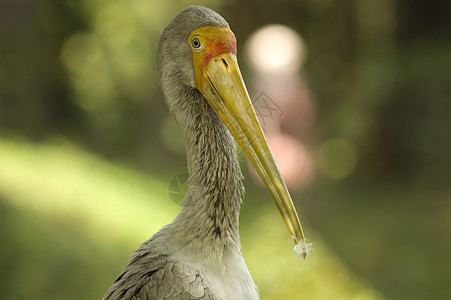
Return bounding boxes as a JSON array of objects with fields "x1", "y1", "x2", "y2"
[{"x1": 165, "y1": 88, "x2": 244, "y2": 258}]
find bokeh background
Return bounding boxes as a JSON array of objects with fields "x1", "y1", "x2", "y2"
[{"x1": 1, "y1": 0, "x2": 450, "y2": 299}]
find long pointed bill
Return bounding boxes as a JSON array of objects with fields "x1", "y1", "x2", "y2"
[{"x1": 197, "y1": 51, "x2": 311, "y2": 259}]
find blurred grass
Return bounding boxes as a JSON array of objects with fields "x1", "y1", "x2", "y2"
[
  {"x1": 301, "y1": 182, "x2": 451, "y2": 300},
  {"x1": 0, "y1": 137, "x2": 384, "y2": 299}
]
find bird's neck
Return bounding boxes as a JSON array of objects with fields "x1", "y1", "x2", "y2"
[{"x1": 164, "y1": 90, "x2": 244, "y2": 261}]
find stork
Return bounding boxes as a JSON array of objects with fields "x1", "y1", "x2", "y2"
[{"x1": 104, "y1": 6, "x2": 311, "y2": 300}]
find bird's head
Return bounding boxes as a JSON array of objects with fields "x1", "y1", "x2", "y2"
[
  {"x1": 157, "y1": 6, "x2": 311, "y2": 258},
  {"x1": 157, "y1": 6, "x2": 230, "y2": 98}
]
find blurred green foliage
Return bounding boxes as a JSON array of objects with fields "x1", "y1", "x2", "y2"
[
  {"x1": 0, "y1": 138, "x2": 383, "y2": 299},
  {"x1": 1, "y1": 0, "x2": 450, "y2": 299}
]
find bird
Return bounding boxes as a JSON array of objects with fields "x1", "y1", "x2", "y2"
[{"x1": 104, "y1": 6, "x2": 311, "y2": 300}]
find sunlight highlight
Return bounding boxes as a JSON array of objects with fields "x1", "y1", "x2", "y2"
[{"x1": 245, "y1": 25, "x2": 306, "y2": 74}]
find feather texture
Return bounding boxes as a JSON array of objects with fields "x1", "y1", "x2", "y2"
[
  {"x1": 103, "y1": 6, "x2": 259, "y2": 299},
  {"x1": 104, "y1": 253, "x2": 212, "y2": 299}
]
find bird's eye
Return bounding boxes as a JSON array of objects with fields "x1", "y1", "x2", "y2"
[{"x1": 191, "y1": 38, "x2": 201, "y2": 49}]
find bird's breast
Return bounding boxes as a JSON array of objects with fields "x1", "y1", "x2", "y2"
[{"x1": 171, "y1": 251, "x2": 259, "y2": 300}]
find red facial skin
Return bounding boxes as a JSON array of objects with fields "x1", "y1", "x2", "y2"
[
  {"x1": 200, "y1": 28, "x2": 237, "y2": 68},
  {"x1": 191, "y1": 27, "x2": 238, "y2": 92}
]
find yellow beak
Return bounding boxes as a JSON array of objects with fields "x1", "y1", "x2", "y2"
[{"x1": 196, "y1": 52, "x2": 311, "y2": 258}]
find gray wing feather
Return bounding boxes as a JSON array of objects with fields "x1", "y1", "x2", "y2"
[{"x1": 104, "y1": 248, "x2": 213, "y2": 300}]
